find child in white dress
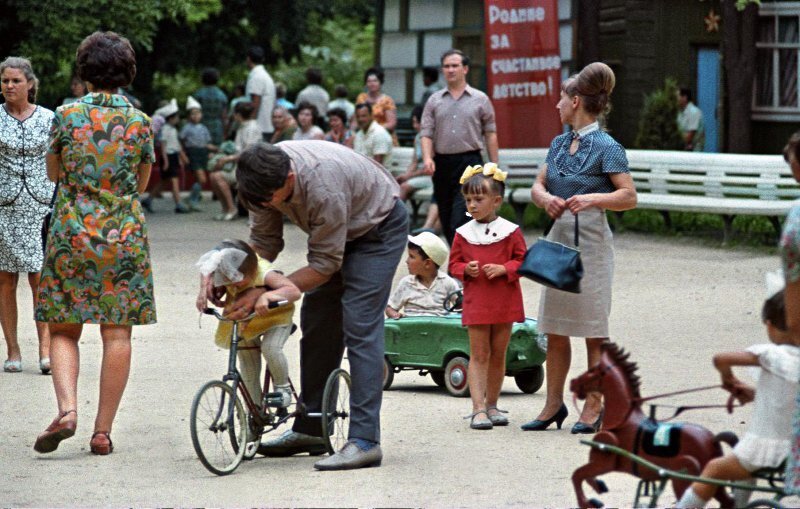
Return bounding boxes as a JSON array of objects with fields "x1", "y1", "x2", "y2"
[{"x1": 676, "y1": 289, "x2": 800, "y2": 507}]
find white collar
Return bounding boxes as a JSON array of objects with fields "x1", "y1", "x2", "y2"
[
  {"x1": 572, "y1": 121, "x2": 599, "y2": 139},
  {"x1": 456, "y1": 217, "x2": 518, "y2": 245}
]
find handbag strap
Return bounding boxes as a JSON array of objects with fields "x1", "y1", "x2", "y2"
[{"x1": 543, "y1": 213, "x2": 579, "y2": 247}]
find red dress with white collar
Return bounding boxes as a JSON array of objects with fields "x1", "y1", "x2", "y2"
[{"x1": 448, "y1": 217, "x2": 527, "y2": 325}]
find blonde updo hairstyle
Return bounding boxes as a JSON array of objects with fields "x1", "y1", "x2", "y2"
[{"x1": 562, "y1": 62, "x2": 615, "y2": 117}]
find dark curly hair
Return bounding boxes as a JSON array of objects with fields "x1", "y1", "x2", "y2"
[{"x1": 76, "y1": 31, "x2": 136, "y2": 90}]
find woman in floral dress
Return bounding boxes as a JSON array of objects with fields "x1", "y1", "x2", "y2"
[
  {"x1": 0, "y1": 57, "x2": 54, "y2": 374},
  {"x1": 33, "y1": 31, "x2": 155, "y2": 456}
]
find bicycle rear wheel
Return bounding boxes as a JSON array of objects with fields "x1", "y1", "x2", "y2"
[
  {"x1": 190, "y1": 380, "x2": 248, "y2": 475},
  {"x1": 321, "y1": 368, "x2": 351, "y2": 455}
]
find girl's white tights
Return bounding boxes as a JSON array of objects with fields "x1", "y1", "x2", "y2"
[{"x1": 237, "y1": 324, "x2": 293, "y2": 407}]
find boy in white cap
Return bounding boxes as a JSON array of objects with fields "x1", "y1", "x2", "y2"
[
  {"x1": 386, "y1": 231, "x2": 460, "y2": 318},
  {"x1": 158, "y1": 98, "x2": 190, "y2": 213},
  {"x1": 180, "y1": 96, "x2": 217, "y2": 209}
]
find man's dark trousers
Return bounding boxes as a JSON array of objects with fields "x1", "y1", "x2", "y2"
[{"x1": 291, "y1": 200, "x2": 407, "y2": 443}]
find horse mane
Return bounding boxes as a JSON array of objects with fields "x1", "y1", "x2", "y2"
[{"x1": 602, "y1": 341, "x2": 641, "y2": 398}]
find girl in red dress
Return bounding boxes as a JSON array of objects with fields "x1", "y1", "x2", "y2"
[{"x1": 449, "y1": 164, "x2": 527, "y2": 430}]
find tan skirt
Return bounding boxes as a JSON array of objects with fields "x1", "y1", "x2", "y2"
[{"x1": 537, "y1": 208, "x2": 613, "y2": 338}]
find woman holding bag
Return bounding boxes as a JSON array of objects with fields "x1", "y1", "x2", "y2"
[{"x1": 520, "y1": 62, "x2": 636, "y2": 433}]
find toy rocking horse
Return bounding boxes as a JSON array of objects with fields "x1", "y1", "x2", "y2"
[{"x1": 569, "y1": 341, "x2": 737, "y2": 508}]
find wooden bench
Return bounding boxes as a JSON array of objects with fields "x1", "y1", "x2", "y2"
[
  {"x1": 385, "y1": 147, "x2": 547, "y2": 225},
  {"x1": 627, "y1": 150, "x2": 799, "y2": 241},
  {"x1": 386, "y1": 147, "x2": 800, "y2": 241}
]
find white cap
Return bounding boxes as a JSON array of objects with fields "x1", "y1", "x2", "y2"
[
  {"x1": 407, "y1": 231, "x2": 449, "y2": 268},
  {"x1": 155, "y1": 98, "x2": 178, "y2": 118},
  {"x1": 186, "y1": 95, "x2": 201, "y2": 111}
]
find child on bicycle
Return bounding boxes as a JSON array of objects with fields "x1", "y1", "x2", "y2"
[
  {"x1": 195, "y1": 239, "x2": 300, "y2": 409},
  {"x1": 676, "y1": 289, "x2": 800, "y2": 508},
  {"x1": 385, "y1": 231, "x2": 460, "y2": 319},
  {"x1": 448, "y1": 164, "x2": 527, "y2": 430}
]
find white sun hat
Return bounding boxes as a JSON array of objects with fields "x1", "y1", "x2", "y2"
[
  {"x1": 407, "y1": 231, "x2": 449, "y2": 268},
  {"x1": 186, "y1": 95, "x2": 202, "y2": 111}
]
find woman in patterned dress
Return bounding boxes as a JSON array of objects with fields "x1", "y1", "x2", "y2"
[
  {"x1": 0, "y1": 57, "x2": 54, "y2": 374},
  {"x1": 520, "y1": 63, "x2": 637, "y2": 434},
  {"x1": 780, "y1": 132, "x2": 800, "y2": 494},
  {"x1": 355, "y1": 67, "x2": 398, "y2": 142},
  {"x1": 33, "y1": 31, "x2": 156, "y2": 456}
]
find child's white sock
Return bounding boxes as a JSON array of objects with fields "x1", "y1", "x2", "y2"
[
  {"x1": 275, "y1": 383, "x2": 292, "y2": 408},
  {"x1": 732, "y1": 479, "x2": 755, "y2": 508},
  {"x1": 675, "y1": 487, "x2": 707, "y2": 508}
]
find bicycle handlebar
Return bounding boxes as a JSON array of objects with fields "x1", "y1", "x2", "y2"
[{"x1": 202, "y1": 299, "x2": 289, "y2": 322}]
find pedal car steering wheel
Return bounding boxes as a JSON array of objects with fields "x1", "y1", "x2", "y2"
[{"x1": 443, "y1": 289, "x2": 463, "y2": 313}]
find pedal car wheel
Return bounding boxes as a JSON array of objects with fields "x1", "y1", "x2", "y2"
[
  {"x1": 444, "y1": 356, "x2": 470, "y2": 397},
  {"x1": 430, "y1": 371, "x2": 446, "y2": 387},
  {"x1": 382, "y1": 357, "x2": 394, "y2": 390},
  {"x1": 321, "y1": 368, "x2": 351, "y2": 455},
  {"x1": 514, "y1": 366, "x2": 544, "y2": 394}
]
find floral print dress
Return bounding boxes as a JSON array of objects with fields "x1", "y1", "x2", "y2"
[
  {"x1": 35, "y1": 93, "x2": 156, "y2": 325},
  {"x1": 0, "y1": 105, "x2": 55, "y2": 272},
  {"x1": 782, "y1": 205, "x2": 800, "y2": 493}
]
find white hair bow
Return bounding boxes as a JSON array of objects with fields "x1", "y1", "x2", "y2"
[{"x1": 196, "y1": 248, "x2": 248, "y2": 287}]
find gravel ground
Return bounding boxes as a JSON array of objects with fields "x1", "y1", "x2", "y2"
[{"x1": 2, "y1": 198, "x2": 799, "y2": 508}]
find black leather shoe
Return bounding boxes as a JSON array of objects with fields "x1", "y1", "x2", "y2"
[
  {"x1": 571, "y1": 410, "x2": 603, "y2": 434},
  {"x1": 256, "y1": 430, "x2": 327, "y2": 457},
  {"x1": 520, "y1": 403, "x2": 568, "y2": 431}
]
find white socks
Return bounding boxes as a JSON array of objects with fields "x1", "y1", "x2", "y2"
[{"x1": 675, "y1": 487, "x2": 707, "y2": 508}]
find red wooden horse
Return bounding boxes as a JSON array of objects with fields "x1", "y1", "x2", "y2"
[{"x1": 569, "y1": 342, "x2": 736, "y2": 508}]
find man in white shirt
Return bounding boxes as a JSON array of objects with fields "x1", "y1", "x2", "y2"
[
  {"x1": 677, "y1": 87, "x2": 705, "y2": 152},
  {"x1": 245, "y1": 45, "x2": 276, "y2": 141},
  {"x1": 295, "y1": 67, "x2": 330, "y2": 123},
  {"x1": 353, "y1": 103, "x2": 392, "y2": 165}
]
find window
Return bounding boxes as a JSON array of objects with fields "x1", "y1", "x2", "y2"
[{"x1": 754, "y1": 3, "x2": 800, "y2": 120}]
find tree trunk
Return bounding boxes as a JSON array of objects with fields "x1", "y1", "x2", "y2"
[
  {"x1": 577, "y1": 0, "x2": 601, "y2": 67},
  {"x1": 721, "y1": 1, "x2": 758, "y2": 153}
]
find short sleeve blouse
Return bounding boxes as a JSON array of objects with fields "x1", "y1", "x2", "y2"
[
  {"x1": 780, "y1": 205, "x2": 800, "y2": 283},
  {"x1": 544, "y1": 130, "x2": 629, "y2": 199}
]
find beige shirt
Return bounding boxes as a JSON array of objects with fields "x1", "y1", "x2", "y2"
[
  {"x1": 387, "y1": 272, "x2": 461, "y2": 317},
  {"x1": 353, "y1": 121, "x2": 393, "y2": 160},
  {"x1": 420, "y1": 85, "x2": 496, "y2": 155},
  {"x1": 248, "y1": 140, "x2": 400, "y2": 275}
]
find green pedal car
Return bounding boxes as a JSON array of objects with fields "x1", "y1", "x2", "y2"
[{"x1": 382, "y1": 292, "x2": 546, "y2": 397}]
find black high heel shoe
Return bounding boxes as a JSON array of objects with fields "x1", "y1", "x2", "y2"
[
  {"x1": 571, "y1": 409, "x2": 604, "y2": 434},
  {"x1": 520, "y1": 404, "x2": 568, "y2": 431}
]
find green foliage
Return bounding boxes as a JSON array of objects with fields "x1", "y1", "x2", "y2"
[
  {"x1": 4, "y1": 0, "x2": 221, "y2": 105},
  {"x1": 272, "y1": 17, "x2": 376, "y2": 102},
  {"x1": 633, "y1": 78, "x2": 684, "y2": 150},
  {"x1": 735, "y1": 0, "x2": 761, "y2": 11}
]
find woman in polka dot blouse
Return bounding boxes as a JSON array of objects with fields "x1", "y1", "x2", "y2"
[{"x1": 520, "y1": 62, "x2": 637, "y2": 434}]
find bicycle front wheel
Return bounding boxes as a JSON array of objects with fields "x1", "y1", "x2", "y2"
[
  {"x1": 190, "y1": 380, "x2": 248, "y2": 475},
  {"x1": 321, "y1": 368, "x2": 351, "y2": 455}
]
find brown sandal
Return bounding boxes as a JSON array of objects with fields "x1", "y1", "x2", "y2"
[
  {"x1": 34, "y1": 410, "x2": 77, "y2": 453},
  {"x1": 90, "y1": 431, "x2": 113, "y2": 455}
]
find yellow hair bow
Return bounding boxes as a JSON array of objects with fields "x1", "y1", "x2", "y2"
[{"x1": 459, "y1": 163, "x2": 508, "y2": 184}]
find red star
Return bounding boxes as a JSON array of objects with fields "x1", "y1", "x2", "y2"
[{"x1": 705, "y1": 8, "x2": 721, "y2": 33}]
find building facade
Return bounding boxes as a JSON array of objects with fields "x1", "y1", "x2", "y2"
[{"x1": 376, "y1": 0, "x2": 800, "y2": 154}]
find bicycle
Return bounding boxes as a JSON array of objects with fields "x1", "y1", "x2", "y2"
[{"x1": 190, "y1": 303, "x2": 351, "y2": 476}]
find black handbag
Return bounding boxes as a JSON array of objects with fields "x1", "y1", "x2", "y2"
[{"x1": 518, "y1": 214, "x2": 583, "y2": 293}]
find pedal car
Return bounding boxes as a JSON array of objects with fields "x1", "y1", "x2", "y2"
[{"x1": 383, "y1": 291, "x2": 545, "y2": 397}]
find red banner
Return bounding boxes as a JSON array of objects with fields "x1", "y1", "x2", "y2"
[{"x1": 484, "y1": 0, "x2": 561, "y2": 148}]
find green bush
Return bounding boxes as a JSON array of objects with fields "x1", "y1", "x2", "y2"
[{"x1": 634, "y1": 78, "x2": 684, "y2": 150}]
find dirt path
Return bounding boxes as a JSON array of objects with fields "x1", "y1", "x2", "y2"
[{"x1": 2, "y1": 202, "x2": 797, "y2": 507}]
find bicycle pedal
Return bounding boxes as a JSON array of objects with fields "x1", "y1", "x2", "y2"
[{"x1": 264, "y1": 392, "x2": 288, "y2": 407}]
